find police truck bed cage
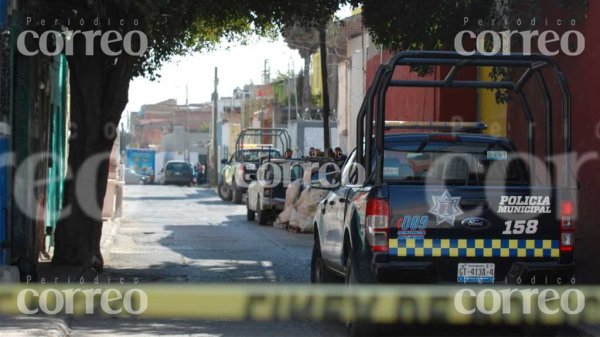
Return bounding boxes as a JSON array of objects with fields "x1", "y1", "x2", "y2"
[
  {"x1": 383, "y1": 121, "x2": 487, "y2": 133},
  {"x1": 235, "y1": 128, "x2": 291, "y2": 159},
  {"x1": 357, "y1": 51, "x2": 571, "y2": 187}
]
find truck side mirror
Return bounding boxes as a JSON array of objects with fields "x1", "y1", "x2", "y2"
[{"x1": 221, "y1": 159, "x2": 228, "y2": 164}]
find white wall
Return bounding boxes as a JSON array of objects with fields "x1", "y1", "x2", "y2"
[
  {"x1": 337, "y1": 61, "x2": 350, "y2": 153},
  {"x1": 303, "y1": 127, "x2": 338, "y2": 155},
  {"x1": 346, "y1": 33, "x2": 368, "y2": 153}
]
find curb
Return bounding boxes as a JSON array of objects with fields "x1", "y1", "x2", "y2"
[
  {"x1": 100, "y1": 217, "x2": 121, "y2": 261},
  {"x1": 0, "y1": 316, "x2": 70, "y2": 337}
]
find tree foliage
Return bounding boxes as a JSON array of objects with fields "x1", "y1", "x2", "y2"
[
  {"x1": 28, "y1": 0, "x2": 343, "y2": 78},
  {"x1": 352, "y1": 0, "x2": 588, "y2": 53},
  {"x1": 351, "y1": 0, "x2": 588, "y2": 102},
  {"x1": 352, "y1": 0, "x2": 492, "y2": 52},
  {"x1": 282, "y1": 24, "x2": 320, "y2": 111}
]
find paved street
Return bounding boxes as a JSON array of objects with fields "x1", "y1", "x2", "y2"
[
  {"x1": 68, "y1": 184, "x2": 348, "y2": 336},
  {"x1": 105, "y1": 185, "x2": 313, "y2": 284}
]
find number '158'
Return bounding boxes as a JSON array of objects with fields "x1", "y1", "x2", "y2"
[{"x1": 502, "y1": 220, "x2": 538, "y2": 235}]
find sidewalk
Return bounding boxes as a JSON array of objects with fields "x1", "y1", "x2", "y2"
[
  {"x1": 0, "y1": 316, "x2": 70, "y2": 337},
  {"x1": 0, "y1": 219, "x2": 122, "y2": 336},
  {"x1": 34, "y1": 217, "x2": 122, "y2": 283}
]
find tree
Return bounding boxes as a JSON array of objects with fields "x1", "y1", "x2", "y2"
[
  {"x1": 352, "y1": 0, "x2": 588, "y2": 98},
  {"x1": 282, "y1": 24, "x2": 320, "y2": 114},
  {"x1": 22, "y1": 0, "x2": 342, "y2": 272}
]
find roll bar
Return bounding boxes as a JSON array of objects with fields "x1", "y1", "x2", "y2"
[
  {"x1": 235, "y1": 128, "x2": 292, "y2": 160},
  {"x1": 356, "y1": 51, "x2": 571, "y2": 187}
]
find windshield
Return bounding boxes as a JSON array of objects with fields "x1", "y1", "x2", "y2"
[
  {"x1": 166, "y1": 162, "x2": 191, "y2": 172},
  {"x1": 382, "y1": 140, "x2": 529, "y2": 185}
]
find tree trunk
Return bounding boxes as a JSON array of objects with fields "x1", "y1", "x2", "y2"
[
  {"x1": 302, "y1": 53, "x2": 311, "y2": 117},
  {"x1": 52, "y1": 41, "x2": 134, "y2": 271}
]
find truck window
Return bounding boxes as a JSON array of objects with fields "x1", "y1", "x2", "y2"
[
  {"x1": 238, "y1": 149, "x2": 281, "y2": 161},
  {"x1": 341, "y1": 149, "x2": 360, "y2": 185},
  {"x1": 381, "y1": 141, "x2": 529, "y2": 186}
]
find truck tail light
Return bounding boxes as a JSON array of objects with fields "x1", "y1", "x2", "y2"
[
  {"x1": 236, "y1": 164, "x2": 246, "y2": 183},
  {"x1": 366, "y1": 198, "x2": 390, "y2": 253},
  {"x1": 560, "y1": 200, "x2": 575, "y2": 252}
]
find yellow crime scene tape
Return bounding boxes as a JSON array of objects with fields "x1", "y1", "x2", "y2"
[{"x1": 0, "y1": 284, "x2": 599, "y2": 325}]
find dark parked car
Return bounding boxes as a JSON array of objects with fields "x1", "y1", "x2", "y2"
[{"x1": 158, "y1": 161, "x2": 193, "y2": 186}]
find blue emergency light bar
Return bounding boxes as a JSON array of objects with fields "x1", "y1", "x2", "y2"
[{"x1": 383, "y1": 121, "x2": 487, "y2": 133}]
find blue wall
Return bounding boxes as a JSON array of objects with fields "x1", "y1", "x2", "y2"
[{"x1": 0, "y1": 0, "x2": 6, "y2": 27}]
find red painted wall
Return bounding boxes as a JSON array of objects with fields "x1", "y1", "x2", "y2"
[
  {"x1": 365, "y1": 52, "x2": 477, "y2": 123},
  {"x1": 507, "y1": 2, "x2": 600, "y2": 283}
]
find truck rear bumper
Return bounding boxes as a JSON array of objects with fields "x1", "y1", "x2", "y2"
[
  {"x1": 373, "y1": 260, "x2": 575, "y2": 284},
  {"x1": 262, "y1": 197, "x2": 285, "y2": 210}
]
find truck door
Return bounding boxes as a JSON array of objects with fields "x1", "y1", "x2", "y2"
[{"x1": 323, "y1": 150, "x2": 358, "y2": 269}]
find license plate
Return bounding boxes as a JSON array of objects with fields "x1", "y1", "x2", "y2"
[
  {"x1": 457, "y1": 263, "x2": 495, "y2": 284},
  {"x1": 175, "y1": 172, "x2": 181, "y2": 176}
]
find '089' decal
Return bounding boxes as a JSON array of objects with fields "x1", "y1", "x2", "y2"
[
  {"x1": 396, "y1": 215, "x2": 429, "y2": 239},
  {"x1": 502, "y1": 219, "x2": 539, "y2": 235}
]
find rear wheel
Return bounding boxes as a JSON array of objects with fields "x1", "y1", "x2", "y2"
[
  {"x1": 218, "y1": 182, "x2": 232, "y2": 201},
  {"x1": 345, "y1": 254, "x2": 376, "y2": 337},
  {"x1": 246, "y1": 198, "x2": 256, "y2": 221},
  {"x1": 311, "y1": 239, "x2": 339, "y2": 283},
  {"x1": 232, "y1": 182, "x2": 243, "y2": 204},
  {"x1": 256, "y1": 200, "x2": 269, "y2": 226}
]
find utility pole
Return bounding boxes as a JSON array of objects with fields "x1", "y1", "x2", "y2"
[
  {"x1": 241, "y1": 93, "x2": 245, "y2": 129},
  {"x1": 287, "y1": 62, "x2": 291, "y2": 129},
  {"x1": 210, "y1": 67, "x2": 219, "y2": 186},
  {"x1": 185, "y1": 84, "x2": 189, "y2": 162},
  {"x1": 292, "y1": 60, "x2": 299, "y2": 121},
  {"x1": 319, "y1": 25, "x2": 331, "y2": 150},
  {"x1": 263, "y1": 60, "x2": 270, "y2": 84}
]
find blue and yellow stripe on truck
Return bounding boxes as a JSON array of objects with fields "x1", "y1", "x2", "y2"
[{"x1": 389, "y1": 238, "x2": 560, "y2": 258}]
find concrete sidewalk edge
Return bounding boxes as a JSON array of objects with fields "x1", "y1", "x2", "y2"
[
  {"x1": 100, "y1": 217, "x2": 121, "y2": 261},
  {"x1": 0, "y1": 316, "x2": 70, "y2": 337}
]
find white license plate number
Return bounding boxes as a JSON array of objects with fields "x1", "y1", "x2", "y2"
[
  {"x1": 175, "y1": 172, "x2": 181, "y2": 176},
  {"x1": 457, "y1": 263, "x2": 495, "y2": 284}
]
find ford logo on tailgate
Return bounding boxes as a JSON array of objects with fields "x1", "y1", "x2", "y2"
[{"x1": 461, "y1": 217, "x2": 491, "y2": 230}]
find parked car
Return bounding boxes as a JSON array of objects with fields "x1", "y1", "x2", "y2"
[
  {"x1": 124, "y1": 167, "x2": 150, "y2": 185},
  {"x1": 158, "y1": 161, "x2": 193, "y2": 186},
  {"x1": 246, "y1": 158, "x2": 304, "y2": 225}
]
